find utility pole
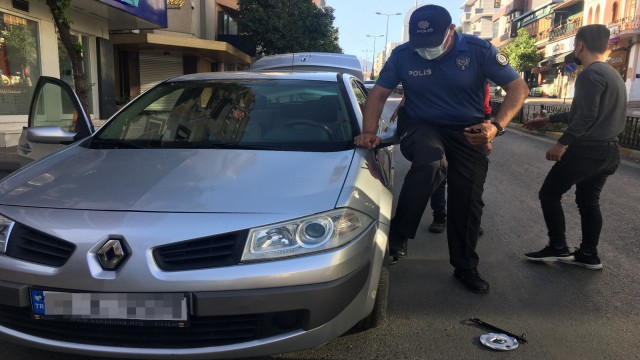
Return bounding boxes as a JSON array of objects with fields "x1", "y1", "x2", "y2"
[
  {"x1": 376, "y1": 12, "x2": 402, "y2": 65},
  {"x1": 367, "y1": 34, "x2": 383, "y2": 80}
]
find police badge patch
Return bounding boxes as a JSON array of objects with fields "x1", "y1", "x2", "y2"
[
  {"x1": 496, "y1": 53, "x2": 509, "y2": 66},
  {"x1": 456, "y1": 56, "x2": 471, "y2": 71}
]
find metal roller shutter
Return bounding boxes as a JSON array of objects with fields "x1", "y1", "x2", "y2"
[{"x1": 139, "y1": 53, "x2": 183, "y2": 92}]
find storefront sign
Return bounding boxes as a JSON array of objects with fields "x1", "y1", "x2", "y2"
[
  {"x1": 609, "y1": 26, "x2": 621, "y2": 43},
  {"x1": 517, "y1": 5, "x2": 551, "y2": 28},
  {"x1": 545, "y1": 36, "x2": 575, "y2": 57},
  {"x1": 99, "y1": 0, "x2": 167, "y2": 27}
]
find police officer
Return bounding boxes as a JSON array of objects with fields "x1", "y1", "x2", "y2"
[{"x1": 354, "y1": 5, "x2": 529, "y2": 293}]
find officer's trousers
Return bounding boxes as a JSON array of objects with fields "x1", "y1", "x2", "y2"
[{"x1": 391, "y1": 120, "x2": 489, "y2": 270}]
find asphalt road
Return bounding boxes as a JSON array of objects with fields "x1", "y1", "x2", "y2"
[{"x1": 2, "y1": 96, "x2": 639, "y2": 359}]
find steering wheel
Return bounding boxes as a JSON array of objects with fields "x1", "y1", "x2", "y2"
[{"x1": 281, "y1": 119, "x2": 334, "y2": 139}]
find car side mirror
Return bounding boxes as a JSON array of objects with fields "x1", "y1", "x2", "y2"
[
  {"x1": 26, "y1": 126, "x2": 77, "y2": 144},
  {"x1": 378, "y1": 123, "x2": 399, "y2": 148}
]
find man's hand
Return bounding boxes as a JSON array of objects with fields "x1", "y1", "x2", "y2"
[
  {"x1": 546, "y1": 142, "x2": 567, "y2": 161},
  {"x1": 485, "y1": 142, "x2": 493, "y2": 155},
  {"x1": 523, "y1": 116, "x2": 550, "y2": 130},
  {"x1": 463, "y1": 122, "x2": 497, "y2": 145},
  {"x1": 354, "y1": 133, "x2": 381, "y2": 149}
]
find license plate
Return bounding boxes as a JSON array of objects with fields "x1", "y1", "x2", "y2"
[{"x1": 30, "y1": 290, "x2": 188, "y2": 327}]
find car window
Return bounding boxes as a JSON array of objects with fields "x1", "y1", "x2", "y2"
[
  {"x1": 90, "y1": 80, "x2": 354, "y2": 152},
  {"x1": 350, "y1": 80, "x2": 367, "y2": 111}
]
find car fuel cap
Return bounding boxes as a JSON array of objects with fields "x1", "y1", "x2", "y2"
[{"x1": 479, "y1": 333, "x2": 519, "y2": 351}]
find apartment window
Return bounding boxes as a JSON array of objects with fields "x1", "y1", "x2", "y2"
[
  {"x1": 218, "y1": 12, "x2": 238, "y2": 36},
  {"x1": 0, "y1": 12, "x2": 41, "y2": 115}
]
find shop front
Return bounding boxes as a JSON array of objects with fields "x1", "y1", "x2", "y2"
[{"x1": 0, "y1": 0, "x2": 167, "y2": 147}]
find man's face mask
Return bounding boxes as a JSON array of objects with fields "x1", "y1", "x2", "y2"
[
  {"x1": 415, "y1": 29, "x2": 450, "y2": 60},
  {"x1": 565, "y1": 42, "x2": 583, "y2": 66}
]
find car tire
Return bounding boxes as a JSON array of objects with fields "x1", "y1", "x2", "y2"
[{"x1": 352, "y1": 245, "x2": 389, "y2": 331}]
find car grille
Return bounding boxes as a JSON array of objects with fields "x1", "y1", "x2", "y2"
[
  {"x1": 5, "y1": 223, "x2": 76, "y2": 267},
  {"x1": 0, "y1": 305, "x2": 306, "y2": 348},
  {"x1": 153, "y1": 230, "x2": 248, "y2": 271}
]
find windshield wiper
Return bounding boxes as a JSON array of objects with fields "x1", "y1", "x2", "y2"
[{"x1": 88, "y1": 138, "x2": 146, "y2": 149}]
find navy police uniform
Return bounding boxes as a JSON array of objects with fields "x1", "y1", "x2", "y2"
[{"x1": 376, "y1": 32, "x2": 519, "y2": 270}]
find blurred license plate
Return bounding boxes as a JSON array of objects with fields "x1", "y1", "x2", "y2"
[{"x1": 30, "y1": 290, "x2": 188, "y2": 327}]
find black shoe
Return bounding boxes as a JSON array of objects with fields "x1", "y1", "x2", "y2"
[
  {"x1": 524, "y1": 246, "x2": 573, "y2": 262},
  {"x1": 453, "y1": 269, "x2": 490, "y2": 294},
  {"x1": 428, "y1": 215, "x2": 446, "y2": 233},
  {"x1": 560, "y1": 249, "x2": 603, "y2": 270},
  {"x1": 389, "y1": 236, "x2": 408, "y2": 258},
  {"x1": 478, "y1": 226, "x2": 484, "y2": 236}
]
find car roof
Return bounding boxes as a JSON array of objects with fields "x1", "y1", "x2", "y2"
[
  {"x1": 168, "y1": 71, "x2": 345, "y2": 83},
  {"x1": 250, "y1": 52, "x2": 364, "y2": 81}
]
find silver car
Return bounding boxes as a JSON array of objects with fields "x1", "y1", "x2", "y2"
[{"x1": 0, "y1": 71, "x2": 396, "y2": 358}]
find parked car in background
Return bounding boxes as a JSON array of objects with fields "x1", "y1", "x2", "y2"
[
  {"x1": 364, "y1": 80, "x2": 376, "y2": 90},
  {"x1": 251, "y1": 52, "x2": 365, "y2": 81},
  {"x1": 0, "y1": 69, "x2": 396, "y2": 358}
]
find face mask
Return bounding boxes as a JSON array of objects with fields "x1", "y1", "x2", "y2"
[
  {"x1": 564, "y1": 46, "x2": 583, "y2": 66},
  {"x1": 415, "y1": 30, "x2": 450, "y2": 60}
]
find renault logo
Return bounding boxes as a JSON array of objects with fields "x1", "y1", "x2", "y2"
[{"x1": 97, "y1": 238, "x2": 128, "y2": 270}]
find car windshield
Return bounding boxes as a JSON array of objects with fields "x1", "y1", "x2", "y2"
[{"x1": 87, "y1": 79, "x2": 355, "y2": 152}]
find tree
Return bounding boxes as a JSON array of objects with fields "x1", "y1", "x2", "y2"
[
  {"x1": 4, "y1": 24, "x2": 38, "y2": 84},
  {"x1": 45, "y1": 0, "x2": 90, "y2": 119},
  {"x1": 503, "y1": 28, "x2": 543, "y2": 73},
  {"x1": 237, "y1": 0, "x2": 342, "y2": 56}
]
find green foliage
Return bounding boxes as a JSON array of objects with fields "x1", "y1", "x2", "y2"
[
  {"x1": 4, "y1": 25, "x2": 38, "y2": 67},
  {"x1": 504, "y1": 28, "x2": 543, "y2": 73},
  {"x1": 237, "y1": 0, "x2": 342, "y2": 55}
]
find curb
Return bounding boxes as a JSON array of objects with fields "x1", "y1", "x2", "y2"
[{"x1": 507, "y1": 123, "x2": 640, "y2": 163}]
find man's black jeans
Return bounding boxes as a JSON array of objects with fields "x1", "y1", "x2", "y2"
[{"x1": 539, "y1": 141, "x2": 620, "y2": 253}]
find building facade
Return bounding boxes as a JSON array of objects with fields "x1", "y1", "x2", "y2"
[
  {"x1": 0, "y1": 0, "x2": 252, "y2": 147},
  {"x1": 460, "y1": 0, "x2": 499, "y2": 40}
]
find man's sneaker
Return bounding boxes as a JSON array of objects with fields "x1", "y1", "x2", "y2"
[
  {"x1": 428, "y1": 215, "x2": 446, "y2": 233},
  {"x1": 453, "y1": 269, "x2": 490, "y2": 294},
  {"x1": 524, "y1": 246, "x2": 573, "y2": 262},
  {"x1": 560, "y1": 249, "x2": 603, "y2": 270}
]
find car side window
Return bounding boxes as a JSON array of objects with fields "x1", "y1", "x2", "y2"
[{"x1": 350, "y1": 80, "x2": 367, "y2": 112}]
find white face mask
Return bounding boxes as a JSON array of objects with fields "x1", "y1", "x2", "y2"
[{"x1": 414, "y1": 30, "x2": 450, "y2": 60}]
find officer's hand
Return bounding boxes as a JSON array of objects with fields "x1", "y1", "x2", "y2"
[
  {"x1": 546, "y1": 142, "x2": 567, "y2": 161},
  {"x1": 354, "y1": 133, "x2": 381, "y2": 149},
  {"x1": 485, "y1": 142, "x2": 493, "y2": 155},
  {"x1": 524, "y1": 116, "x2": 550, "y2": 130},
  {"x1": 463, "y1": 123, "x2": 495, "y2": 145}
]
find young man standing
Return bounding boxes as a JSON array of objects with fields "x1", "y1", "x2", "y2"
[{"x1": 524, "y1": 25, "x2": 626, "y2": 270}]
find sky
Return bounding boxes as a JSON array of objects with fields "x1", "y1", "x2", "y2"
[{"x1": 327, "y1": 0, "x2": 464, "y2": 67}]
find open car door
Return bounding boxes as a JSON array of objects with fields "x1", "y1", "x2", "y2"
[{"x1": 17, "y1": 76, "x2": 94, "y2": 163}]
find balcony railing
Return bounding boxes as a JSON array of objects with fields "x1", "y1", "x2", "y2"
[
  {"x1": 535, "y1": 17, "x2": 582, "y2": 44},
  {"x1": 549, "y1": 17, "x2": 582, "y2": 40},
  {"x1": 609, "y1": 16, "x2": 640, "y2": 33}
]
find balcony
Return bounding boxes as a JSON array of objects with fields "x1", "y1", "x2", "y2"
[
  {"x1": 549, "y1": 17, "x2": 582, "y2": 41},
  {"x1": 217, "y1": 34, "x2": 256, "y2": 57},
  {"x1": 502, "y1": 0, "x2": 525, "y2": 15},
  {"x1": 608, "y1": 16, "x2": 640, "y2": 34}
]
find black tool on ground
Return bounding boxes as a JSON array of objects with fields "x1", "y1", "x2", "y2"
[{"x1": 467, "y1": 318, "x2": 528, "y2": 344}]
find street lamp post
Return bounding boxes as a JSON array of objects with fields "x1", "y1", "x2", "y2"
[
  {"x1": 376, "y1": 12, "x2": 402, "y2": 65},
  {"x1": 367, "y1": 34, "x2": 383, "y2": 80}
]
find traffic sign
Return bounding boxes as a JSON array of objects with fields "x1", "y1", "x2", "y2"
[{"x1": 565, "y1": 63, "x2": 577, "y2": 73}]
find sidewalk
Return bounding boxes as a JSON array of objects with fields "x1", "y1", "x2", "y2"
[{"x1": 498, "y1": 95, "x2": 640, "y2": 116}]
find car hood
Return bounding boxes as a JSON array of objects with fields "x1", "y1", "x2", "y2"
[{"x1": 0, "y1": 146, "x2": 355, "y2": 214}]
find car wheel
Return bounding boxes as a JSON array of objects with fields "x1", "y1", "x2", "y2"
[{"x1": 352, "y1": 245, "x2": 389, "y2": 331}]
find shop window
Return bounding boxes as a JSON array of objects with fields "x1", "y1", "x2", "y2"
[
  {"x1": 0, "y1": 12, "x2": 41, "y2": 115},
  {"x1": 58, "y1": 33, "x2": 93, "y2": 114}
]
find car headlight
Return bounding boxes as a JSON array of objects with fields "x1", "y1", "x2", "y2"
[
  {"x1": 0, "y1": 214, "x2": 15, "y2": 253},
  {"x1": 242, "y1": 208, "x2": 375, "y2": 261}
]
